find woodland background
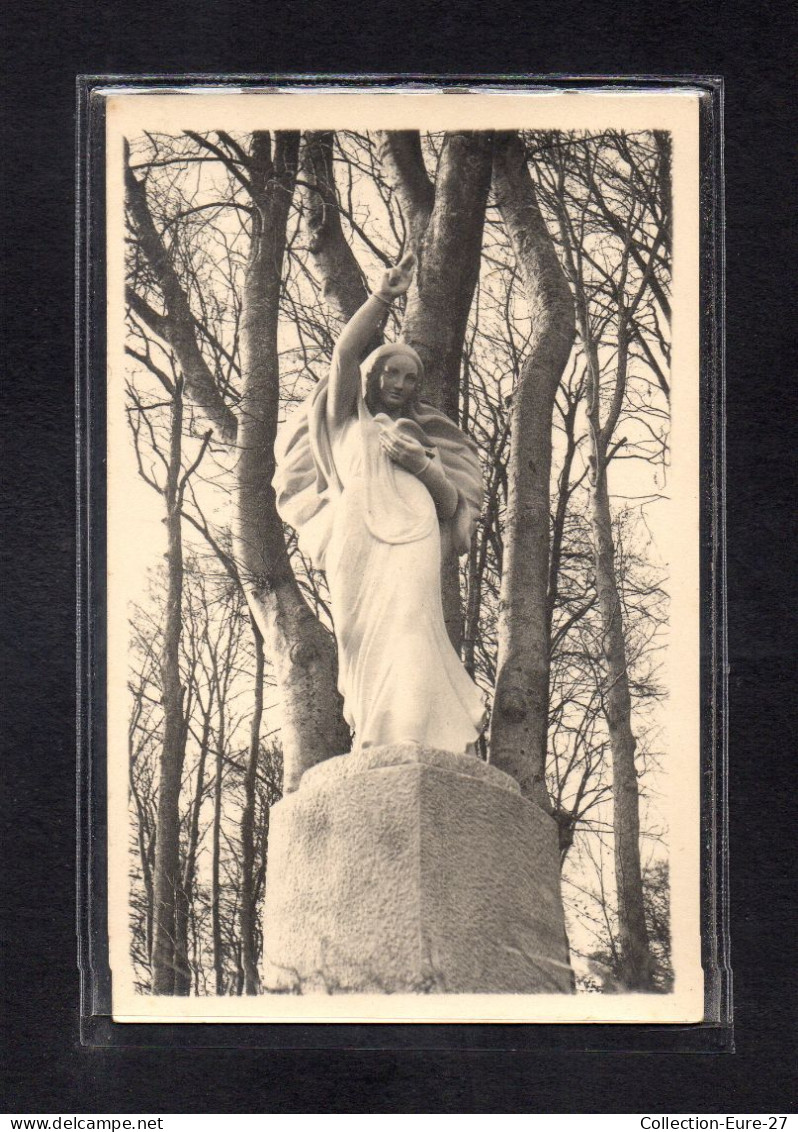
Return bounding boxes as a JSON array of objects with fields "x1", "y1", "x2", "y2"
[{"x1": 121, "y1": 126, "x2": 672, "y2": 996}]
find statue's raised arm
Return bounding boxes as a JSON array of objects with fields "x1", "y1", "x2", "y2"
[{"x1": 327, "y1": 252, "x2": 416, "y2": 428}]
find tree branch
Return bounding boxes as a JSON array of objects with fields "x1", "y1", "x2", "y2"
[
  {"x1": 184, "y1": 131, "x2": 254, "y2": 194},
  {"x1": 298, "y1": 131, "x2": 373, "y2": 333},
  {"x1": 177, "y1": 428, "x2": 213, "y2": 501},
  {"x1": 126, "y1": 286, "x2": 170, "y2": 341},
  {"x1": 629, "y1": 320, "x2": 670, "y2": 401},
  {"x1": 125, "y1": 149, "x2": 238, "y2": 442}
]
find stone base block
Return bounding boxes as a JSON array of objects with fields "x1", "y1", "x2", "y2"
[{"x1": 262, "y1": 744, "x2": 573, "y2": 994}]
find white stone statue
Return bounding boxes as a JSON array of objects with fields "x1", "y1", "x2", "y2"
[{"x1": 275, "y1": 254, "x2": 486, "y2": 755}]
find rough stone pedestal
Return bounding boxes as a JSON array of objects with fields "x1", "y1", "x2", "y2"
[{"x1": 261, "y1": 744, "x2": 573, "y2": 994}]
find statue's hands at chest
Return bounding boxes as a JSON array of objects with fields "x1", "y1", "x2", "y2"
[{"x1": 379, "y1": 423, "x2": 430, "y2": 475}]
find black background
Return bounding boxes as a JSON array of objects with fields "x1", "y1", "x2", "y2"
[{"x1": 3, "y1": 0, "x2": 796, "y2": 1112}]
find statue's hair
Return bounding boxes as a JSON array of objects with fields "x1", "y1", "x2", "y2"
[{"x1": 361, "y1": 342, "x2": 425, "y2": 413}]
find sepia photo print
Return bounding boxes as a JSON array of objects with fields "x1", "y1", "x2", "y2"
[{"x1": 104, "y1": 88, "x2": 704, "y2": 1022}]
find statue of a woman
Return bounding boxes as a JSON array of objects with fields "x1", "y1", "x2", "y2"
[{"x1": 275, "y1": 254, "x2": 486, "y2": 756}]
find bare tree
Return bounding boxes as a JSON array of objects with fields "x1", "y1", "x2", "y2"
[
  {"x1": 488, "y1": 131, "x2": 575, "y2": 806},
  {"x1": 532, "y1": 130, "x2": 670, "y2": 989},
  {"x1": 127, "y1": 370, "x2": 212, "y2": 993},
  {"x1": 126, "y1": 131, "x2": 350, "y2": 796}
]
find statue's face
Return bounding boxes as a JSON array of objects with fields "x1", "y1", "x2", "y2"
[{"x1": 377, "y1": 356, "x2": 419, "y2": 415}]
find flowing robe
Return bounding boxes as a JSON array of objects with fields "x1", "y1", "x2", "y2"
[{"x1": 275, "y1": 356, "x2": 485, "y2": 753}]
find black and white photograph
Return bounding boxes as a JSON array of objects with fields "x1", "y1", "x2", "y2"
[{"x1": 105, "y1": 88, "x2": 703, "y2": 1022}]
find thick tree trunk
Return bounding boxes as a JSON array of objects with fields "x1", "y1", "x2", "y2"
[
  {"x1": 151, "y1": 383, "x2": 187, "y2": 995},
  {"x1": 235, "y1": 132, "x2": 350, "y2": 792},
  {"x1": 240, "y1": 622, "x2": 264, "y2": 994},
  {"x1": 398, "y1": 131, "x2": 493, "y2": 423},
  {"x1": 380, "y1": 130, "x2": 493, "y2": 647},
  {"x1": 377, "y1": 131, "x2": 434, "y2": 256},
  {"x1": 489, "y1": 132, "x2": 575, "y2": 806},
  {"x1": 547, "y1": 392, "x2": 580, "y2": 628}
]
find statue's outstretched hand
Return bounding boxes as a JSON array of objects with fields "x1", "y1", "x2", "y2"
[
  {"x1": 375, "y1": 252, "x2": 416, "y2": 301},
  {"x1": 379, "y1": 423, "x2": 429, "y2": 475}
]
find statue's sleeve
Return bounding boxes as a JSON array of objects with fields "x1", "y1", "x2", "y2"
[
  {"x1": 411, "y1": 403, "x2": 483, "y2": 556},
  {"x1": 434, "y1": 432, "x2": 483, "y2": 556},
  {"x1": 274, "y1": 379, "x2": 341, "y2": 570}
]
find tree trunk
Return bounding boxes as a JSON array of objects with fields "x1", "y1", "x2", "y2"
[
  {"x1": 174, "y1": 690, "x2": 213, "y2": 995},
  {"x1": 234, "y1": 131, "x2": 350, "y2": 792},
  {"x1": 489, "y1": 132, "x2": 575, "y2": 806},
  {"x1": 590, "y1": 450, "x2": 654, "y2": 991},
  {"x1": 211, "y1": 706, "x2": 225, "y2": 996},
  {"x1": 300, "y1": 131, "x2": 375, "y2": 338},
  {"x1": 151, "y1": 382, "x2": 187, "y2": 995},
  {"x1": 380, "y1": 130, "x2": 493, "y2": 647},
  {"x1": 585, "y1": 303, "x2": 655, "y2": 991},
  {"x1": 128, "y1": 712, "x2": 155, "y2": 972},
  {"x1": 397, "y1": 132, "x2": 493, "y2": 422},
  {"x1": 547, "y1": 390, "x2": 581, "y2": 628},
  {"x1": 377, "y1": 131, "x2": 434, "y2": 256},
  {"x1": 240, "y1": 622, "x2": 264, "y2": 994}
]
